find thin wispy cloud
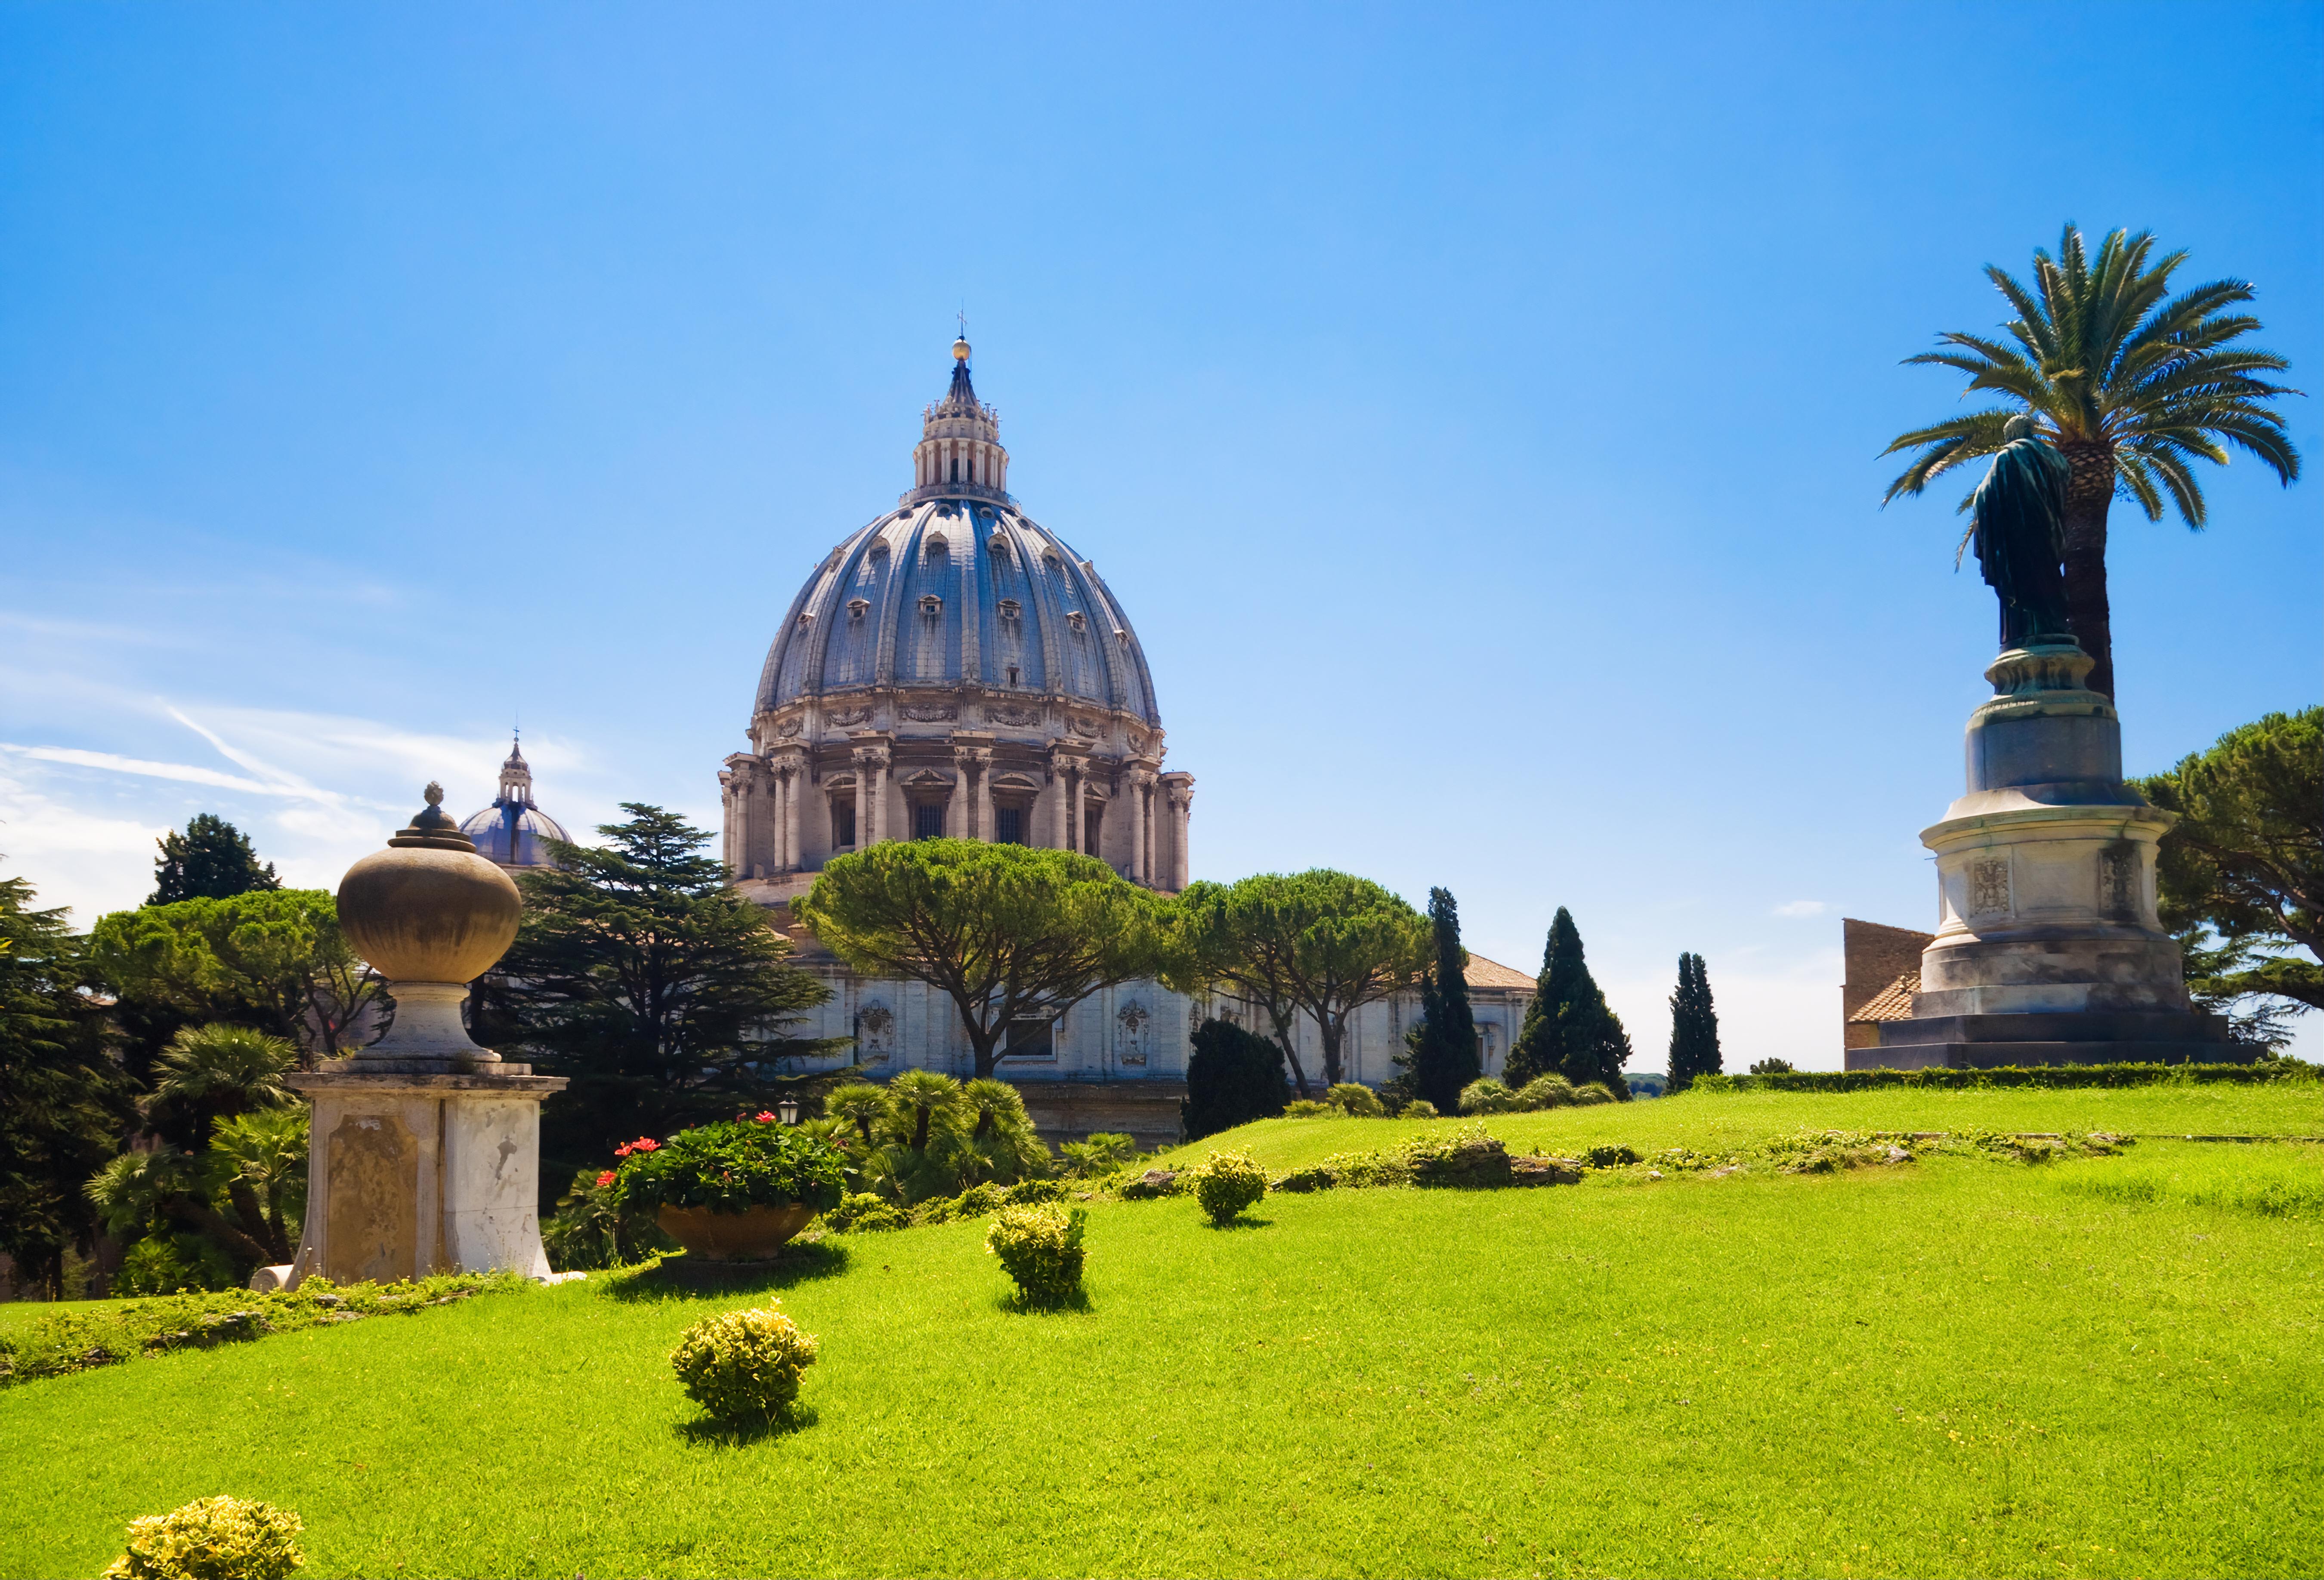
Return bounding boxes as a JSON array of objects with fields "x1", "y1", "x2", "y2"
[
  {"x1": 0, "y1": 744, "x2": 293, "y2": 798},
  {"x1": 1771, "y1": 899, "x2": 1829, "y2": 918}
]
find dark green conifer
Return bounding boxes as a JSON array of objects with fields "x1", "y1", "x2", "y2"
[
  {"x1": 1400, "y1": 887, "x2": 1479, "y2": 1113},
  {"x1": 1181, "y1": 1018, "x2": 1290, "y2": 1141},
  {"x1": 1505, "y1": 906, "x2": 1632, "y2": 1099},
  {"x1": 148, "y1": 814, "x2": 279, "y2": 904},
  {"x1": 1666, "y1": 952, "x2": 1721, "y2": 1091}
]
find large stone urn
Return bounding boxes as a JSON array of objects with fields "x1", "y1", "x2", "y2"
[
  {"x1": 283, "y1": 784, "x2": 569, "y2": 1287},
  {"x1": 1852, "y1": 645, "x2": 2234, "y2": 1069}
]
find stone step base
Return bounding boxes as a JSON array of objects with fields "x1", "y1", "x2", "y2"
[
  {"x1": 1014, "y1": 1080, "x2": 1188, "y2": 1151},
  {"x1": 1875, "y1": 1009, "x2": 2230, "y2": 1048},
  {"x1": 1847, "y1": 1040, "x2": 2256, "y2": 1071}
]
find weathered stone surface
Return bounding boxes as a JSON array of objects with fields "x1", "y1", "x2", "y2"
[
  {"x1": 1510, "y1": 1155, "x2": 1583, "y2": 1187},
  {"x1": 1410, "y1": 1136, "x2": 1512, "y2": 1188},
  {"x1": 1117, "y1": 1168, "x2": 1180, "y2": 1200}
]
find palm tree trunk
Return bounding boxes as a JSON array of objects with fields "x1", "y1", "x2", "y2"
[{"x1": 2060, "y1": 444, "x2": 2117, "y2": 700}]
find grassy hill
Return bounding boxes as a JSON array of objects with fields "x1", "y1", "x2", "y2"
[{"x1": 3, "y1": 1087, "x2": 2319, "y2": 1579}]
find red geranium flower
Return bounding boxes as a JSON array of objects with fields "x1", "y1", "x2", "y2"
[
  {"x1": 754, "y1": 1111, "x2": 778, "y2": 1124},
  {"x1": 613, "y1": 1144, "x2": 632, "y2": 1158},
  {"x1": 630, "y1": 1137, "x2": 660, "y2": 1152},
  {"x1": 596, "y1": 1170, "x2": 616, "y2": 1188}
]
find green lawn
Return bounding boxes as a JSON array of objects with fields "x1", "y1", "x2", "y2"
[{"x1": 3, "y1": 1092, "x2": 2319, "y2": 1578}]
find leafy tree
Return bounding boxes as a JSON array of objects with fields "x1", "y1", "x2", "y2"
[
  {"x1": 1505, "y1": 907, "x2": 1632, "y2": 1100},
  {"x1": 149, "y1": 813, "x2": 280, "y2": 904},
  {"x1": 1883, "y1": 224, "x2": 2301, "y2": 700},
  {"x1": 1174, "y1": 870, "x2": 1431, "y2": 1095},
  {"x1": 0, "y1": 865, "x2": 133, "y2": 1298},
  {"x1": 793, "y1": 839, "x2": 1171, "y2": 1080},
  {"x1": 1181, "y1": 1017, "x2": 1290, "y2": 1141},
  {"x1": 1666, "y1": 952, "x2": 1721, "y2": 1092},
  {"x1": 1396, "y1": 887, "x2": 1480, "y2": 1114},
  {"x1": 90, "y1": 890, "x2": 387, "y2": 1070},
  {"x1": 143, "y1": 1023, "x2": 298, "y2": 1150},
  {"x1": 1749, "y1": 1058, "x2": 1795, "y2": 1075},
  {"x1": 491, "y1": 805, "x2": 837, "y2": 1171},
  {"x1": 2135, "y1": 708, "x2": 2321, "y2": 1037}
]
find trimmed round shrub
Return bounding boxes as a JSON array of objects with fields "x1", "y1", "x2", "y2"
[
  {"x1": 669, "y1": 1305, "x2": 819, "y2": 1422},
  {"x1": 1515, "y1": 1074, "x2": 1577, "y2": 1110},
  {"x1": 1282, "y1": 1099, "x2": 1331, "y2": 1118},
  {"x1": 1194, "y1": 1150, "x2": 1268, "y2": 1225},
  {"x1": 1457, "y1": 1077, "x2": 1522, "y2": 1115},
  {"x1": 985, "y1": 1203, "x2": 1087, "y2": 1305},
  {"x1": 1398, "y1": 1099, "x2": 1440, "y2": 1120},
  {"x1": 819, "y1": 1192, "x2": 907, "y2": 1234},
  {"x1": 1572, "y1": 1082, "x2": 1618, "y2": 1106},
  {"x1": 1324, "y1": 1083, "x2": 1385, "y2": 1117},
  {"x1": 104, "y1": 1495, "x2": 304, "y2": 1580}
]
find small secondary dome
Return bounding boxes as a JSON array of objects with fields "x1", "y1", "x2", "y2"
[{"x1": 460, "y1": 736, "x2": 571, "y2": 870}]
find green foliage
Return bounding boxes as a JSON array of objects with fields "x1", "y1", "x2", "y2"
[
  {"x1": 2136, "y1": 708, "x2": 2321, "y2": 1034},
  {"x1": 1281, "y1": 1099, "x2": 1330, "y2": 1118},
  {"x1": 0, "y1": 1270, "x2": 529, "y2": 1388},
  {"x1": 541, "y1": 1168, "x2": 671, "y2": 1271},
  {"x1": 205, "y1": 1107, "x2": 307, "y2": 1265},
  {"x1": 113, "y1": 1233, "x2": 242, "y2": 1296},
  {"x1": 0, "y1": 865, "x2": 132, "y2": 1298},
  {"x1": 1181, "y1": 1017, "x2": 1290, "y2": 1141},
  {"x1": 1666, "y1": 953, "x2": 1721, "y2": 1091},
  {"x1": 90, "y1": 890, "x2": 384, "y2": 1067},
  {"x1": 1461, "y1": 1074, "x2": 1603, "y2": 1114},
  {"x1": 1061, "y1": 1132, "x2": 1139, "y2": 1178},
  {"x1": 1692, "y1": 1062, "x2": 2316, "y2": 1093},
  {"x1": 86, "y1": 1148, "x2": 275, "y2": 1271},
  {"x1": 606, "y1": 1119, "x2": 847, "y2": 1215},
  {"x1": 1883, "y1": 224, "x2": 2302, "y2": 698},
  {"x1": 148, "y1": 815, "x2": 281, "y2": 907},
  {"x1": 1585, "y1": 1144, "x2": 1641, "y2": 1168},
  {"x1": 1193, "y1": 1151, "x2": 1267, "y2": 1225},
  {"x1": 984, "y1": 1202, "x2": 1087, "y2": 1305},
  {"x1": 103, "y1": 1493, "x2": 303, "y2": 1580},
  {"x1": 1457, "y1": 1077, "x2": 1519, "y2": 1114},
  {"x1": 1395, "y1": 887, "x2": 1480, "y2": 1114},
  {"x1": 1323, "y1": 1082, "x2": 1384, "y2": 1117},
  {"x1": 489, "y1": 805, "x2": 836, "y2": 1170},
  {"x1": 1748, "y1": 1058, "x2": 1795, "y2": 1075},
  {"x1": 1505, "y1": 908, "x2": 1632, "y2": 1099},
  {"x1": 817, "y1": 1192, "x2": 910, "y2": 1234},
  {"x1": 146, "y1": 1023, "x2": 298, "y2": 1144},
  {"x1": 669, "y1": 1304, "x2": 819, "y2": 1423},
  {"x1": 794, "y1": 839, "x2": 1171, "y2": 1078},
  {"x1": 1174, "y1": 870, "x2": 1431, "y2": 1094},
  {"x1": 1397, "y1": 1099, "x2": 1439, "y2": 1120},
  {"x1": 838, "y1": 1071, "x2": 1053, "y2": 1206},
  {"x1": 1515, "y1": 1074, "x2": 1579, "y2": 1109}
]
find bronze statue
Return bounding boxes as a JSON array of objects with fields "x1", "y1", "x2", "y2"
[{"x1": 1969, "y1": 414, "x2": 2075, "y2": 649}]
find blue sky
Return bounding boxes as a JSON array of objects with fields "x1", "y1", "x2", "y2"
[{"x1": 2, "y1": 3, "x2": 2318, "y2": 1069}]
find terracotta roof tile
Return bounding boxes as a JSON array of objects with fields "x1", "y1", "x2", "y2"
[
  {"x1": 1847, "y1": 970, "x2": 1919, "y2": 1023},
  {"x1": 1462, "y1": 953, "x2": 1536, "y2": 991}
]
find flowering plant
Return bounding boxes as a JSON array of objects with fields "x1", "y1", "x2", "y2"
[{"x1": 607, "y1": 1120, "x2": 846, "y2": 1216}]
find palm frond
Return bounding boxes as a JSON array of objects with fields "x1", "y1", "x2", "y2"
[
  {"x1": 2114, "y1": 451, "x2": 2169, "y2": 523},
  {"x1": 1880, "y1": 408, "x2": 2018, "y2": 502},
  {"x1": 2129, "y1": 443, "x2": 2207, "y2": 527}
]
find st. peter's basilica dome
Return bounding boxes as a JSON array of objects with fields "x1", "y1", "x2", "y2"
[
  {"x1": 460, "y1": 737, "x2": 570, "y2": 870},
  {"x1": 721, "y1": 340, "x2": 1192, "y2": 893}
]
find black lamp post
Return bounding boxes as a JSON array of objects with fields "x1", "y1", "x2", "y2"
[{"x1": 776, "y1": 1096, "x2": 800, "y2": 1126}]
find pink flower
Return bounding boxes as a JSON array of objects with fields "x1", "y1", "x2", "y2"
[
  {"x1": 613, "y1": 1145, "x2": 632, "y2": 1159},
  {"x1": 754, "y1": 1111, "x2": 778, "y2": 1125},
  {"x1": 596, "y1": 1170, "x2": 616, "y2": 1188},
  {"x1": 630, "y1": 1137, "x2": 660, "y2": 1153}
]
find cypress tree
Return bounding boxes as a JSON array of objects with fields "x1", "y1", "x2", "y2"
[
  {"x1": 1666, "y1": 952, "x2": 1722, "y2": 1091},
  {"x1": 1505, "y1": 906, "x2": 1633, "y2": 1099},
  {"x1": 1182, "y1": 1017, "x2": 1291, "y2": 1141},
  {"x1": 149, "y1": 814, "x2": 279, "y2": 904},
  {"x1": 1403, "y1": 887, "x2": 1479, "y2": 1113}
]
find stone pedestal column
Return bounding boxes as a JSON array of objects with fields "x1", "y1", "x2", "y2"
[
  {"x1": 284, "y1": 784, "x2": 568, "y2": 1289},
  {"x1": 1855, "y1": 644, "x2": 2233, "y2": 1070}
]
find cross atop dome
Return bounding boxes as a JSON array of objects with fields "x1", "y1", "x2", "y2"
[{"x1": 910, "y1": 334, "x2": 1009, "y2": 503}]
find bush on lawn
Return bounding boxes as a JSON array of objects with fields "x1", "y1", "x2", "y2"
[
  {"x1": 1457, "y1": 1078, "x2": 1520, "y2": 1114},
  {"x1": 986, "y1": 1203, "x2": 1087, "y2": 1305},
  {"x1": 818, "y1": 1192, "x2": 909, "y2": 1234},
  {"x1": 113, "y1": 1232, "x2": 241, "y2": 1296},
  {"x1": 1586, "y1": 1144, "x2": 1641, "y2": 1168},
  {"x1": 103, "y1": 1494, "x2": 303, "y2": 1580},
  {"x1": 1398, "y1": 1099, "x2": 1440, "y2": 1119},
  {"x1": 1194, "y1": 1151, "x2": 1267, "y2": 1225},
  {"x1": 1181, "y1": 1018, "x2": 1291, "y2": 1141},
  {"x1": 1283, "y1": 1099, "x2": 1331, "y2": 1117},
  {"x1": 1324, "y1": 1083, "x2": 1385, "y2": 1117},
  {"x1": 1060, "y1": 1131, "x2": 1140, "y2": 1177},
  {"x1": 669, "y1": 1305, "x2": 819, "y2": 1423},
  {"x1": 1693, "y1": 1063, "x2": 2316, "y2": 1094}
]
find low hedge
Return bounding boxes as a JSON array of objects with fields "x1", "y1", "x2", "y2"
[{"x1": 1690, "y1": 1062, "x2": 2312, "y2": 1094}]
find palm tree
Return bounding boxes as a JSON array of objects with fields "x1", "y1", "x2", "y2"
[
  {"x1": 145, "y1": 1022, "x2": 297, "y2": 1142},
  {"x1": 1883, "y1": 225, "x2": 2301, "y2": 700}
]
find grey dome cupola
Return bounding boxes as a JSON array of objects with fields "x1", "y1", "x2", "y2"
[{"x1": 460, "y1": 736, "x2": 571, "y2": 870}]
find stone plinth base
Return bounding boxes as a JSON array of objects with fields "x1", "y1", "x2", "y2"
[
  {"x1": 286, "y1": 1069, "x2": 568, "y2": 1288},
  {"x1": 1014, "y1": 1079, "x2": 1188, "y2": 1151},
  {"x1": 1848, "y1": 1008, "x2": 2240, "y2": 1071}
]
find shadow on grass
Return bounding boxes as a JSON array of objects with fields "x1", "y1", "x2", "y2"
[
  {"x1": 996, "y1": 1287, "x2": 1094, "y2": 1316},
  {"x1": 674, "y1": 1401, "x2": 819, "y2": 1447},
  {"x1": 598, "y1": 1241, "x2": 852, "y2": 1304},
  {"x1": 1206, "y1": 1215, "x2": 1274, "y2": 1231}
]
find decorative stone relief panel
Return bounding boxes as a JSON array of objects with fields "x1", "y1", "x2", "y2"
[
  {"x1": 900, "y1": 702, "x2": 958, "y2": 722},
  {"x1": 828, "y1": 706, "x2": 873, "y2": 728},
  {"x1": 988, "y1": 704, "x2": 1042, "y2": 727},
  {"x1": 1115, "y1": 999, "x2": 1151, "y2": 1067},
  {"x1": 856, "y1": 1001, "x2": 896, "y2": 1065},
  {"x1": 325, "y1": 1112, "x2": 418, "y2": 1284},
  {"x1": 2097, "y1": 844, "x2": 2139, "y2": 920},
  {"x1": 1967, "y1": 858, "x2": 2012, "y2": 919}
]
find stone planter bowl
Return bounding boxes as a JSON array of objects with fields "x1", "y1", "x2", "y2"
[{"x1": 655, "y1": 1202, "x2": 818, "y2": 1262}]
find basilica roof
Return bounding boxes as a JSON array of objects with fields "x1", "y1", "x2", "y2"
[
  {"x1": 751, "y1": 346, "x2": 1162, "y2": 728},
  {"x1": 459, "y1": 737, "x2": 571, "y2": 868}
]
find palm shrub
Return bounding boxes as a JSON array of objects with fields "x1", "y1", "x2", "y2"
[
  {"x1": 1061, "y1": 1131, "x2": 1139, "y2": 1177},
  {"x1": 1398, "y1": 1099, "x2": 1440, "y2": 1120},
  {"x1": 668, "y1": 1303, "x2": 818, "y2": 1423},
  {"x1": 145, "y1": 1024, "x2": 297, "y2": 1144},
  {"x1": 113, "y1": 1231, "x2": 240, "y2": 1296},
  {"x1": 205, "y1": 1107, "x2": 306, "y2": 1264},
  {"x1": 1457, "y1": 1078, "x2": 1521, "y2": 1115},
  {"x1": 1324, "y1": 1082, "x2": 1385, "y2": 1117},
  {"x1": 1193, "y1": 1151, "x2": 1267, "y2": 1225},
  {"x1": 985, "y1": 1202, "x2": 1087, "y2": 1305},
  {"x1": 1883, "y1": 224, "x2": 2301, "y2": 701},
  {"x1": 1515, "y1": 1074, "x2": 1578, "y2": 1109},
  {"x1": 103, "y1": 1494, "x2": 303, "y2": 1580}
]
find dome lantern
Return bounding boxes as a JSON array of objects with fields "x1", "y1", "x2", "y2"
[{"x1": 460, "y1": 733, "x2": 572, "y2": 870}]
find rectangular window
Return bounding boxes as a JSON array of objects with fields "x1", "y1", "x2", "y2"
[
  {"x1": 1004, "y1": 1018, "x2": 1054, "y2": 1060},
  {"x1": 995, "y1": 805, "x2": 1025, "y2": 845},
  {"x1": 1082, "y1": 807, "x2": 1103, "y2": 858},
  {"x1": 913, "y1": 803, "x2": 945, "y2": 840},
  {"x1": 833, "y1": 802, "x2": 856, "y2": 849}
]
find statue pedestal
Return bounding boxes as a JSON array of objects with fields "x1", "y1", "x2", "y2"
[
  {"x1": 1851, "y1": 644, "x2": 2236, "y2": 1070},
  {"x1": 286, "y1": 1065, "x2": 567, "y2": 1285}
]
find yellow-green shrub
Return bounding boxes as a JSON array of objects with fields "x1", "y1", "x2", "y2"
[
  {"x1": 104, "y1": 1495, "x2": 303, "y2": 1580},
  {"x1": 985, "y1": 1203, "x2": 1087, "y2": 1304},
  {"x1": 1194, "y1": 1150, "x2": 1267, "y2": 1225},
  {"x1": 669, "y1": 1305, "x2": 819, "y2": 1421},
  {"x1": 1324, "y1": 1083, "x2": 1385, "y2": 1117}
]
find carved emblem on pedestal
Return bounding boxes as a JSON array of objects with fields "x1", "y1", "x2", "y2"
[
  {"x1": 1114, "y1": 999, "x2": 1151, "y2": 1067},
  {"x1": 2097, "y1": 844, "x2": 2139, "y2": 920},
  {"x1": 1967, "y1": 858, "x2": 2012, "y2": 918}
]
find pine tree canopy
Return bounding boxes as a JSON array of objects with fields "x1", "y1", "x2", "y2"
[
  {"x1": 149, "y1": 814, "x2": 280, "y2": 905},
  {"x1": 1505, "y1": 906, "x2": 1632, "y2": 1099}
]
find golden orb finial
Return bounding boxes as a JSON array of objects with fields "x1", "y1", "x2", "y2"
[{"x1": 952, "y1": 336, "x2": 971, "y2": 362}]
